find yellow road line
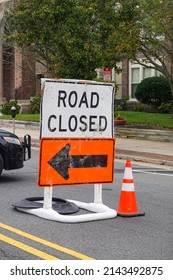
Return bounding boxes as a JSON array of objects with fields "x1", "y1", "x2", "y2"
[
  {"x1": 0, "y1": 223, "x2": 94, "y2": 260},
  {"x1": 0, "y1": 234, "x2": 59, "y2": 260}
]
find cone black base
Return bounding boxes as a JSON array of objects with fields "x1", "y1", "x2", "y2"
[{"x1": 118, "y1": 212, "x2": 145, "y2": 217}]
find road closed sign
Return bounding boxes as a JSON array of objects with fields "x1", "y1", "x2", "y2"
[{"x1": 41, "y1": 79, "x2": 114, "y2": 138}]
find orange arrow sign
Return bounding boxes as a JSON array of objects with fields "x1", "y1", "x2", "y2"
[{"x1": 38, "y1": 138, "x2": 115, "y2": 186}]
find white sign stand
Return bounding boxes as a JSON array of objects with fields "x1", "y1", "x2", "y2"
[
  {"x1": 17, "y1": 183, "x2": 117, "y2": 223},
  {"x1": 94, "y1": 183, "x2": 102, "y2": 204},
  {"x1": 43, "y1": 187, "x2": 52, "y2": 210}
]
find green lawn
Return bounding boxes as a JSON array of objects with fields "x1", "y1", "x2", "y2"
[
  {"x1": 119, "y1": 111, "x2": 173, "y2": 129},
  {"x1": 0, "y1": 111, "x2": 173, "y2": 129},
  {"x1": 0, "y1": 114, "x2": 40, "y2": 122}
]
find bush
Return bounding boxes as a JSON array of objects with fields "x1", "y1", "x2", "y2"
[
  {"x1": 114, "y1": 96, "x2": 129, "y2": 111},
  {"x1": 135, "y1": 76, "x2": 172, "y2": 107},
  {"x1": 134, "y1": 103, "x2": 144, "y2": 112},
  {"x1": 0, "y1": 100, "x2": 20, "y2": 115},
  {"x1": 116, "y1": 104, "x2": 123, "y2": 111},
  {"x1": 30, "y1": 94, "x2": 42, "y2": 114},
  {"x1": 158, "y1": 102, "x2": 173, "y2": 113}
]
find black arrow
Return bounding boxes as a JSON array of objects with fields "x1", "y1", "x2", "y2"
[{"x1": 48, "y1": 144, "x2": 108, "y2": 180}]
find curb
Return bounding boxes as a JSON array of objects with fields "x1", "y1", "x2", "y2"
[
  {"x1": 116, "y1": 127, "x2": 173, "y2": 143},
  {"x1": 115, "y1": 153, "x2": 173, "y2": 167},
  {"x1": 1, "y1": 119, "x2": 173, "y2": 142},
  {"x1": 0, "y1": 119, "x2": 40, "y2": 130},
  {"x1": 1, "y1": 119, "x2": 173, "y2": 167}
]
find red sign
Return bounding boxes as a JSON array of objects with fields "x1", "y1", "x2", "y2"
[
  {"x1": 103, "y1": 68, "x2": 112, "y2": 82},
  {"x1": 38, "y1": 138, "x2": 115, "y2": 186}
]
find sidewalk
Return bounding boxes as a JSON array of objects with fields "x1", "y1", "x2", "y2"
[
  {"x1": 1, "y1": 122, "x2": 173, "y2": 167},
  {"x1": 115, "y1": 137, "x2": 173, "y2": 167}
]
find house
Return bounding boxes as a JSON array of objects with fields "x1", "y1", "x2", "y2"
[{"x1": 100, "y1": 59, "x2": 162, "y2": 101}]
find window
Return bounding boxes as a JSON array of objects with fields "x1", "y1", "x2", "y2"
[
  {"x1": 115, "y1": 72, "x2": 122, "y2": 99},
  {"x1": 143, "y1": 67, "x2": 151, "y2": 79},
  {"x1": 131, "y1": 68, "x2": 140, "y2": 98},
  {"x1": 155, "y1": 69, "x2": 162, "y2": 76}
]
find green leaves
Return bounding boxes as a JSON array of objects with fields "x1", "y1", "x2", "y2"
[{"x1": 5, "y1": 0, "x2": 101, "y2": 79}]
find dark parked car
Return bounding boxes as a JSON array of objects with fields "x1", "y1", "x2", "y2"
[{"x1": 0, "y1": 129, "x2": 31, "y2": 175}]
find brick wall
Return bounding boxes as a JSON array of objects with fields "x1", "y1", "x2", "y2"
[
  {"x1": 3, "y1": 46, "x2": 36, "y2": 101},
  {"x1": 3, "y1": 46, "x2": 15, "y2": 101},
  {"x1": 14, "y1": 48, "x2": 36, "y2": 100}
]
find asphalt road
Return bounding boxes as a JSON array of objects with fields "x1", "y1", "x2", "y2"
[{"x1": 0, "y1": 149, "x2": 173, "y2": 260}]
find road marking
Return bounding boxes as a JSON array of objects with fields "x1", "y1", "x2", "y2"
[
  {"x1": 0, "y1": 234, "x2": 59, "y2": 260},
  {"x1": 133, "y1": 169, "x2": 173, "y2": 176},
  {"x1": 0, "y1": 223, "x2": 94, "y2": 260}
]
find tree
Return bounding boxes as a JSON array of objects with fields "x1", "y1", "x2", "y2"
[
  {"x1": 4, "y1": 0, "x2": 123, "y2": 79},
  {"x1": 4, "y1": 0, "x2": 101, "y2": 79},
  {"x1": 113, "y1": 0, "x2": 173, "y2": 96}
]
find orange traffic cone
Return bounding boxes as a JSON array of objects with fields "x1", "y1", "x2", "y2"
[{"x1": 117, "y1": 160, "x2": 145, "y2": 217}]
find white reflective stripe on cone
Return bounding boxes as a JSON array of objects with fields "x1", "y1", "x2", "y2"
[
  {"x1": 124, "y1": 167, "x2": 133, "y2": 179},
  {"x1": 122, "y1": 183, "x2": 135, "y2": 191}
]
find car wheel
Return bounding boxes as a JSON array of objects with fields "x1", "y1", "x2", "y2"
[{"x1": 0, "y1": 153, "x2": 3, "y2": 175}]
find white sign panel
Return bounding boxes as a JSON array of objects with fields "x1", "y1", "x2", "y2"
[{"x1": 41, "y1": 79, "x2": 114, "y2": 138}]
